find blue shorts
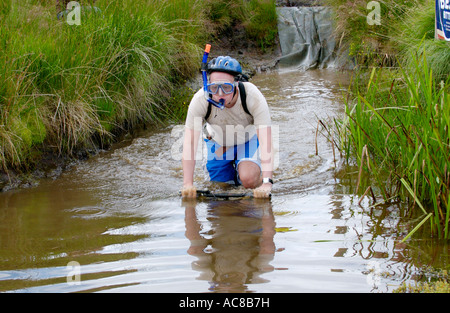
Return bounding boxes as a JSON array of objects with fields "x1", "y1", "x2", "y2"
[{"x1": 204, "y1": 134, "x2": 261, "y2": 185}]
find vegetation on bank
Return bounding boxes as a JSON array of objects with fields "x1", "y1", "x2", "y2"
[
  {"x1": 325, "y1": 0, "x2": 450, "y2": 239},
  {"x1": 0, "y1": 0, "x2": 277, "y2": 174},
  {"x1": 206, "y1": 0, "x2": 278, "y2": 50}
]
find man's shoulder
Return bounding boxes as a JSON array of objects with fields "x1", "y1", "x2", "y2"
[
  {"x1": 192, "y1": 88, "x2": 206, "y2": 100},
  {"x1": 185, "y1": 88, "x2": 207, "y2": 129},
  {"x1": 241, "y1": 81, "x2": 257, "y2": 89},
  {"x1": 189, "y1": 88, "x2": 207, "y2": 108}
]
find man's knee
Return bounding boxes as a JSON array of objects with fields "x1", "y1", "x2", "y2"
[
  {"x1": 238, "y1": 162, "x2": 261, "y2": 189},
  {"x1": 240, "y1": 175, "x2": 259, "y2": 189}
]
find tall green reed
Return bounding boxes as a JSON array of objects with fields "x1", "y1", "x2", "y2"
[{"x1": 335, "y1": 52, "x2": 450, "y2": 239}]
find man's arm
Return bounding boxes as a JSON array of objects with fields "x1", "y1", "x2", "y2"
[
  {"x1": 181, "y1": 127, "x2": 200, "y2": 198},
  {"x1": 257, "y1": 126, "x2": 273, "y2": 178},
  {"x1": 254, "y1": 126, "x2": 273, "y2": 198}
]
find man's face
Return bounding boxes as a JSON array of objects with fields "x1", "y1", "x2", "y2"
[{"x1": 209, "y1": 72, "x2": 236, "y2": 107}]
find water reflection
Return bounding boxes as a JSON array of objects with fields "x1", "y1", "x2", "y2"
[
  {"x1": 183, "y1": 199, "x2": 276, "y2": 293},
  {"x1": 0, "y1": 183, "x2": 126, "y2": 270}
]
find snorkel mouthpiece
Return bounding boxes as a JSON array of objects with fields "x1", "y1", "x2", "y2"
[{"x1": 201, "y1": 44, "x2": 225, "y2": 110}]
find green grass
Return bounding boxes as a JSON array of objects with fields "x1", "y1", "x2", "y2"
[
  {"x1": 326, "y1": 0, "x2": 450, "y2": 239},
  {"x1": 325, "y1": 0, "x2": 450, "y2": 76},
  {"x1": 334, "y1": 51, "x2": 450, "y2": 239},
  {"x1": 242, "y1": 0, "x2": 278, "y2": 50},
  {"x1": 325, "y1": 0, "x2": 424, "y2": 66},
  {"x1": 204, "y1": 0, "x2": 278, "y2": 50},
  {"x1": 0, "y1": 0, "x2": 206, "y2": 170}
]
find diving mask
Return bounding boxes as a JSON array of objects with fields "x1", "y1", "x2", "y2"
[{"x1": 206, "y1": 82, "x2": 236, "y2": 95}]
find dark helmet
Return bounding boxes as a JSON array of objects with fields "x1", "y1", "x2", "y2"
[{"x1": 207, "y1": 56, "x2": 242, "y2": 77}]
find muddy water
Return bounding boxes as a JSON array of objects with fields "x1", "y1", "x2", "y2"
[{"x1": 0, "y1": 69, "x2": 446, "y2": 293}]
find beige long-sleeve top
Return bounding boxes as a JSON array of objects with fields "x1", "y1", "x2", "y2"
[{"x1": 185, "y1": 82, "x2": 271, "y2": 147}]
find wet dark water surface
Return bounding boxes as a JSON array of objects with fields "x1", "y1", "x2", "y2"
[{"x1": 0, "y1": 69, "x2": 447, "y2": 293}]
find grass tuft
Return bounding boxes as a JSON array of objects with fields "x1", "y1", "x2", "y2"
[{"x1": 334, "y1": 50, "x2": 450, "y2": 239}]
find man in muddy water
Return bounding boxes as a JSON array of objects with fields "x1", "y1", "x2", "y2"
[{"x1": 181, "y1": 55, "x2": 273, "y2": 199}]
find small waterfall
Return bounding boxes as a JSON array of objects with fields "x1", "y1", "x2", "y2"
[{"x1": 277, "y1": 6, "x2": 349, "y2": 70}]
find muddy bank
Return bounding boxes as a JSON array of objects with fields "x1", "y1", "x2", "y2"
[
  {"x1": 1, "y1": 153, "x2": 77, "y2": 192},
  {"x1": 0, "y1": 145, "x2": 107, "y2": 192}
]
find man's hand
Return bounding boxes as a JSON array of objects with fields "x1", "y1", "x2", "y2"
[
  {"x1": 181, "y1": 185, "x2": 197, "y2": 199},
  {"x1": 253, "y1": 183, "x2": 272, "y2": 199}
]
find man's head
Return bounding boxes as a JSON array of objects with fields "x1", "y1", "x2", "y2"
[
  {"x1": 208, "y1": 71, "x2": 236, "y2": 107},
  {"x1": 207, "y1": 56, "x2": 242, "y2": 107}
]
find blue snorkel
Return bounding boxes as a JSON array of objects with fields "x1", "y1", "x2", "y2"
[{"x1": 201, "y1": 44, "x2": 225, "y2": 110}]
